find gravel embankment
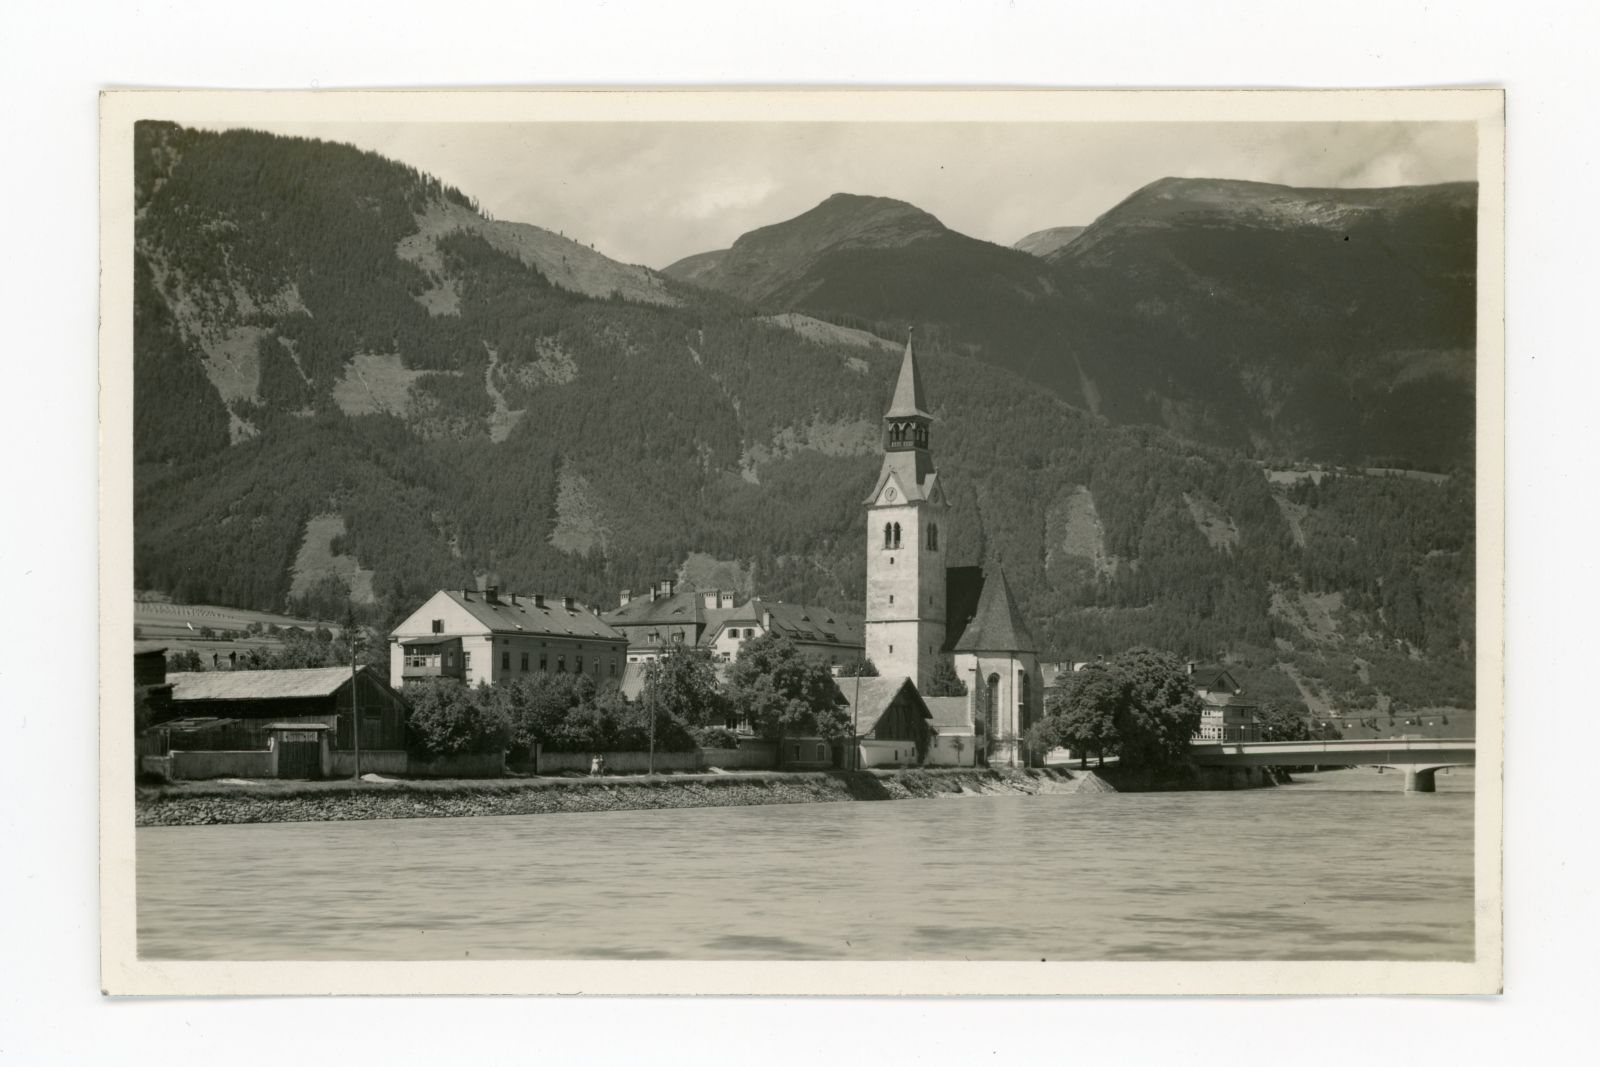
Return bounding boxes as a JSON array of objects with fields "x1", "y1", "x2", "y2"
[{"x1": 135, "y1": 767, "x2": 1099, "y2": 827}]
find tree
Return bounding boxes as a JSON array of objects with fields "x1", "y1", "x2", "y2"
[
  {"x1": 1023, "y1": 649, "x2": 1202, "y2": 773},
  {"x1": 1025, "y1": 664, "x2": 1120, "y2": 767},
  {"x1": 1111, "y1": 648, "x2": 1204, "y2": 771},
  {"x1": 924, "y1": 656, "x2": 968, "y2": 697},
  {"x1": 1256, "y1": 700, "x2": 1313, "y2": 742},
  {"x1": 640, "y1": 645, "x2": 728, "y2": 730},
  {"x1": 834, "y1": 657, "x2": 879, "y2": 678},
  {"x1": 726, "y1": 633, "x2": 850, "y2": 763},
  {"x1": 167, "y1": 649, "x2": 204, "y2": 672}
]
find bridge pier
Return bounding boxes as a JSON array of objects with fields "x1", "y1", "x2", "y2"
[{"x1": 1404, "y1": 768, "x2": 1436, "y2": 793}]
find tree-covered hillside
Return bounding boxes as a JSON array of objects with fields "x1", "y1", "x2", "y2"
[{"x1": 131, "y1": 123, "x2": 1476, "y2": 716}]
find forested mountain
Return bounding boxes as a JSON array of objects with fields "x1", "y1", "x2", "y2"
[
  {"x1": 668, "y1": 179, "x2": 1476, "y2": 471},
  {"x1": 132, "y1": 123, "x2": 1477, "y2": 716}
]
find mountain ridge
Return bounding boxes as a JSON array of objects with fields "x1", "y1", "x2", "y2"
[{"x1": 131, "y1": 124, "x2": 1477, "y2": 718}]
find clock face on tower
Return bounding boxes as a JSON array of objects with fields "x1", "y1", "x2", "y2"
[{"x1": 884, "y1": 486, "x2": 897, "y2": 502}]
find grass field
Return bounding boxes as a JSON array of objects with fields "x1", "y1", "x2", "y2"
[{"x1": 134, "y1": 598, "x2": 344, "y2": 655}]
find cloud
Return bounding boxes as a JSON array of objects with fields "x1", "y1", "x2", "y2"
[{"x1": 671, "y1": 176, "x2": 779, "y2": 222}]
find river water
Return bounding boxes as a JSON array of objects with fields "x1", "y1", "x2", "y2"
[{"x1": 137, "y1": 768, "x2": 1474, "y2": 961}]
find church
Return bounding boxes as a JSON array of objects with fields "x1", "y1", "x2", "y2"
[{"x1": 861, "y1": 331, "x2": 1045, "y2": 767}]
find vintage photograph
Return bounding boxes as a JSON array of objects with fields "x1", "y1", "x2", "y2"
[{"x1": 100, "y1": 90, "x2": 1503, "y2": 995}]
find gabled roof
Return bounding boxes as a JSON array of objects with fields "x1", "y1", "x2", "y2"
[
  {"x1": 724, "y1": 599, "x2": 864, "y2": 648},
  {"x1": 923, "y1": 695, "x2": 973, "y2": 732},
  {"x1": 837, "y1": 676, "x2": 930, "y2": 736},
  {"x1": 864, "y1": 451, "x2": 939, "y2": 505},
  {"x1": 444, "y1": 589, "x2": 624, "y2": 643},
  {"x1": 169, "y1": 666, "x2": 369, "y2": 702},
  {"x1": 885, "y1": 332, "x2": 930, "y2": 419},
  {"x1": 952, "y1": 565, "x2": 1037, "y2": 654},
  {"x1": 1189, "y1": 665, "x2": 1241, "y2": 693},
  {"x1": 603, "y1": 586, "x2": 705, "y2": 629}
]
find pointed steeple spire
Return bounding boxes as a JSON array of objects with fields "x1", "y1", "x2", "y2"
[
  {"x1": 885, "y1": 327, "x2": 931, "y2": 419},
  {"x1": 953, "y1": 563, "x2": 1037, "y2": 654}
]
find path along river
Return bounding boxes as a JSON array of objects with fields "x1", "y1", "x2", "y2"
[{"x1": 137, "y1": 767, "x2": 1474, "y2": 961}]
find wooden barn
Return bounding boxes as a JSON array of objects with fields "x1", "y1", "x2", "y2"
[
  {"x1": 157, "y1": 666, "x2": 409, "y2": 751},
  {"x1": 840, "y1": 676, "x2": 934, "y2": 768}
]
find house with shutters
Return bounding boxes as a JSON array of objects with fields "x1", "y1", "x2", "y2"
[{"x1": 388, "y1": 584, "x2": 627, "y2": 690}]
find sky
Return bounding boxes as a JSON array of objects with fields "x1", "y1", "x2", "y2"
[{"x1": 217, "y1": 120, "x2": 1477, "y2": 269}]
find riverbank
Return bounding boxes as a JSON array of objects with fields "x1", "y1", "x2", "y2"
[{"x1": 135, "y1": 766, "x2": 1112, "y2": 827}]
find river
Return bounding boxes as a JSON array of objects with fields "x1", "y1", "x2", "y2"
[{"x1": 136, "y1": 767, "x2": 1474, "y2": 961}]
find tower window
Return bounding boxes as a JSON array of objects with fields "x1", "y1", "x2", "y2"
[
  {"x1": 893, "y1": 522, "x2": 902, "y2": 549},
  {"x1": 927, "y1": 523, "x2": 939, "y2": 551},
  {"x1": 889, "y1": 595, "x2": 894, "y2": 604},
  {"x1": 884, "y1": 522, "x2": 893, "y2": 549}
]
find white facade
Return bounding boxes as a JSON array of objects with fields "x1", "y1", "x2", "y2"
[{"x1": 955, "y1": 649, "x2": 1043, "y2": 768}]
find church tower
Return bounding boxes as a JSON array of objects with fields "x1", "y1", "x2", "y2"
[{"x1": 864, "y1": 330, "x2": 949, "y2": 687}]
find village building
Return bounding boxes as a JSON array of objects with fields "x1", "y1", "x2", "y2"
[
  {"x1": 1189, "y1": 664, "x2": 1261, "y2": 742},
  {"x1": 155, "y1": 664, "x2": 410, "y2": 753},
  {"x1": 838, "y1": 676, "x2": 934, "y2": 768},
  {"x1": 388, "y1": 585, "x2": 626, "y2": 689},
  {"x1": 700, "y1": 598, "x2": 864, "y2": 668},
  {"x1": 860, "y1": 332, "x2": 1045, "y2": 767},
  {"x1": 604, "y1": 582, "x2": 864, "y2": 671}
]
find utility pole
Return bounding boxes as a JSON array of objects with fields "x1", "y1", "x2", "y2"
[
  {"x1": 648, "y1": 684, "x2": 656, "y2": 776},
  {"x1": 347, "y1": 608, "x2": 362, "y2": 781},
  {"x1": 852, "y1": 668, "x2": 862, "y2": 770}
]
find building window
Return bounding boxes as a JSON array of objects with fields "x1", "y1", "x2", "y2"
[
  {"x1": 927, "y1": 523, "x2": 938, "y2": 551},
  {"x1": 520, "y1": 652, "x2": 529, "y2": 671},
  {"x1": 445, "y1": 651, "x2": 454, "y2": 667},
  {"x1": 463, "y1": 651, "x2": 472, "y2": 670},
  {"x1": 986, "y1": 673, "x2": 1000, "y2": 738},
  {"x1": 889, "y1": 595, "x2": 894, "y2": 605},
  {"x1": 883, "y1": 523, "x2": 893, "y2": 549},
  {"x1": 431, "y1": 619, "x2": 444, "y2": 634},
  {"x1": 557, "y1": 656, "x2": 565, "y2": 673},
  {"x1": 892, "y1": 522, "x2": 902, "y2": 549},
  {"x1": 540, "y1": 654, "x2": 547, "y2": 671},
  {"x1": 501, "y1": 651, "x2": 510, "y2": 671},
  {"x1": 576, "y1": 654, "x2": 584, "y2": 674},
  {"x1": 610, "y1": 660, "x2": 617, "y2": 677}
]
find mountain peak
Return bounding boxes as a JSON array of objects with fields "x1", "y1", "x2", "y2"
[{"x1": 664, "y1": 192, "x2": 947, "y2": 304}]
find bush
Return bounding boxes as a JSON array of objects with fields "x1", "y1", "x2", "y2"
[
  {"x1": 694, "y1": 725, "x2": 741, "y2": 750},
  {"x1": 406, "y1": 679, "x2": 511, "y2": 757}
]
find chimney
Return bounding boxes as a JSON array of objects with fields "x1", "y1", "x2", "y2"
[
  {"x1": 649, "y1": 587, "x2": 658, "y2": 602},
  {"x1": 719, "y1": 591, "x2": 735, "y2": 609},
  {"x1": 484, "y1": 585, "x2": 498, "y2": 604},
  {"x1": 509, "y1": 592, "x2": 518, "y2": 606},
  {"x1": 762, "y1": 609, "x2": 773, "y2": 632},
  {"x1": 703, "y1": 590, "x2": 719, "y2": 610},
  {"x1": 533, "y1": 593, "x2": 545, "y2": 609},
  {"x1": 658, "y1": 579, "x2": 675, "y2": 598},
  {"x1": 462, "y1": 588, "x2": 473, "y2": 601},
  {"x1": 620, "y1": 588, "x2": 632, "y2": 607},
  {"x1": 1186, "y1": 660, "x2": 1196, "y2": 676},
  {"x1": 562, "y1": 595, "x2": 576, "y2": 611}
]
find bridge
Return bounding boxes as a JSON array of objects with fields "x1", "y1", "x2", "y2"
[{"x1": 1188, "y1": 738, "x2": 1475, "y2": 793}]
